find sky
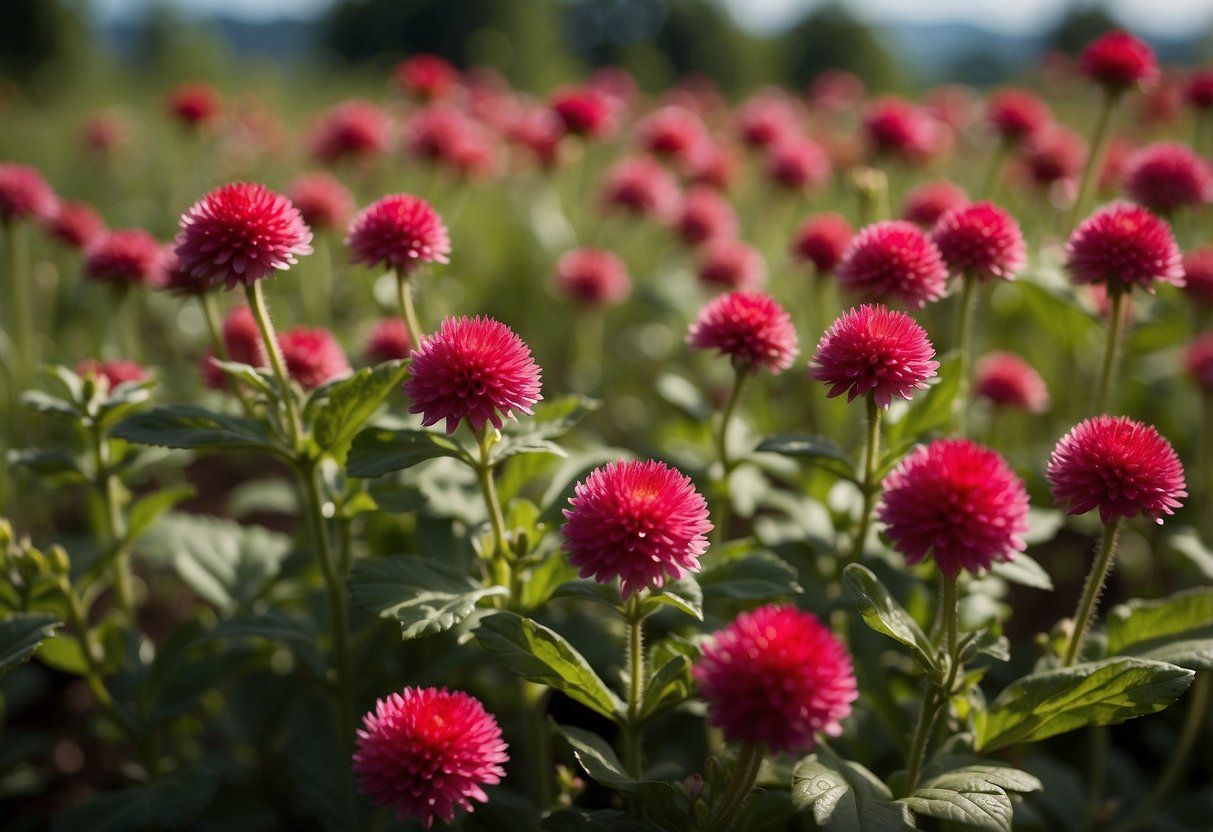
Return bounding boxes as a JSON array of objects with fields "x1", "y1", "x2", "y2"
[{"x1": 88, "y1": 0, "x2": 1213, "y2": 36}]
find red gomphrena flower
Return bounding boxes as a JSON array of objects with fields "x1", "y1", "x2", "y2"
[
  {"x1": 166, "y1": 82, "x2": 220, "y2": 128},
  {"x1": 1139, "y1": 72, "x2": 1185, "y2": 126},
  {"x1": 1080, "y1": 30, "x2": 1159, "y2": 93},
  {"x1": 549, "y1": 85, "x2": 617, "y2": 141},
  {"x1": 736, "y1": 90, "x2": 799, "y2": 149},
  {"x1": 354, "y1": 687, "x2": 508, "y2": 828},
  {"x1": 974, "y1": 352, "x2": 1049, "y2": 412},
  {"x1": 1021, "y1": 126, "x2": 1086, "y2": 189},
  {"x1": 600, "y1": 157, "x2": 680, "y2": 224},
  {"x1": 346, "y1": 193, "x2": 450, "y2": 275},
  {"x1": 811, "y1": 304, "x2": 939, "y2": 408},
  {"x1": 154, "y1": 246, "x2": 211, "y2": 297},
  {"x1": 693, "y1": 605, "x2": 856, "y2": 755},
  {"x1": 175, "y1": 182, "x2": 313, "y2": 290},
  {"x1": 878, "y1": 438, "x2": 1030, "y2": 577},
  {"x1": 1122, "y1": 142, "x2": 1212, "y2": 215},
  {"x1": 930, "y1": 201, "x2": 1026, "y2": 282},
  {"x1": 77, "y1": 359, "x2": 148, "y2": 391},
  {"x1": 674, "y1": 186, "x2": 739, "y2": 248},
  {"x1": 791, "y1": 213, "x2": 854, "y2": 274},
  {"x1": 278, "y1": 326, "x2": 352, "y2": 390},
  {"x1": 634, "y1": 105, "x2": 709, "y2": 167},
  {"x1": 404, "y1": 315, "x2": 542, "y2": 434},
  {"x1": 902, "y1": 180, "x2": 969, "y2": 227},
  {"x1": 553, "y1": 247, "x2": 630, "y2": 307},
  {"x1": 393, "y1": 53, "x2": 460, "y2": 101},
  {"x1": 1065, "y1": 203, "x2": 1183, "y2": 294},
  {"x1": 1048, "y1": 416, "x2": 1186, "y2": 525},
  {"x1": 561, "y1": 459, "x2": 712, "y2": 598},
  {"x1": 925, "y1": 83, "x2": 980, "y2": 132},
  {"x1": 765, "y1": 136, "x2": 831, "y2": 193},
  {"x1": 285, "y1": 172, "x2": 354, "y2": 233},
  {"x1": 836, "y1": 221, "x2": 949, "y2": 308},
  {"x1": 810, "y1": 69, "x2": 866, "y2": 114},
  {"x1": 1182, "y1": 248, "x2": 1213, "y2": 306},
  {"x1": 682, "y1": 141, "x2": 737, "y2": 192},
  {"x1": 45, "y1": 200, "x2": 104, "y2": 249},
  {"x1": 1183, "y1": 333, "x2": 1213, "y2": 391},
  {"x1": 862, "y1": 97, "x2": 944, "y2": 164},
  {"x1": 82, "y1": 113, "x2": 127, "y2": 156},
  {"x1": 403, "y1": 104, "x2": 496, "y2": 177},
  {"x1": 83, "y1": 229, "x2": 161, "y2": 287},
  {"x1": 687, "y1": 291, "x2": 798, "y2": 373},
  {"x1": 985, "y1": 88, "x2": 1052, "y2": 144},
  {"x1": 697, "y1": 239, "x2": 766, "y2": 292},
  {"x1": 1185, "y1": 69, "x2": 1213, "y2": 110},
  {"x1": 364, "y1": 318, "x2": 411, "y2": 364},
  {"x1": 503, "y1": 105, "x2": 564, "y2": 170},
  {"x1": 0, "y1": 163, "x2": 57, "y2": 225},
  {"x1": 309, "y1": 99, "x2": 391, "y2": 165}
]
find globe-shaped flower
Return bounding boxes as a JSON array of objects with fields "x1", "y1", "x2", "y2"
[
  {"x1": 1022, "y1": 126, "x2": 1086, "y2": 188},
  {"x1": 1064, "y1": 203, "x2": 1183, "y2": 293},
  {"x1": 279, "y1": 326, "x2": 351, "y2": 390},
  {"x1": 550, "y1": 86, "x2": 617, "y2": 140},
  {"x1": 600, "y1": 157, "x2": 680, "y2": 223},
  {"x1": 863, "y1": 97, "x2": 944, "y2": 164},
  {"x1": 286, "y1": 172, "x2": 355, "y2": 232},
  {"x1": 902, "y1": 180, "x2": 969, "y2": 228},
  {"x1": 693, "y1": 605, "x2": 856, "y2": 754},
  {"x1": 167, "y1": 82, "x2": 220, "y2": 127},
  {"x1": 1182, "y1": 247, "x2": 1213, "y2": 306},
  {"x1": 0, "y1": 163, "x2": 57, "y2": 224},
  {"x1": 1184, "y1": 333, "x2": 1213, "y2": 391},
  {"x1": 561, "y1": 460, "x2": 712, "y2": 598},
  {"x1": 1186, "y1": 69, "x2": 1213, "y2": 110},
  {"x1": 697, "y1": 239, "x2": 766, "y2": 292},
  {"x1": 635, "y1": 105, "x2": 708, "y2": 166},
  {"x1": 154, "y1": 247, "x2": 212, "y2": 297},
  {"x1": 1047, "y1": 416, "x2": 1186, "y2": 525},
  {"x1": 1123, "y1": 142, "x2": 1211, "y2": 215},
  {"x1": 675, "y1": 186, "x2": 738, "y2": 247},
  {"x1": 1080, "y1": 30, "x2": 1159, "y2": 92},
  {"x1": 986, "y1": 88, "x2": 1052, "y2": 143},
  {"x1": 46, "y1": 200, "x2": 104, "y2": 249},
  {"x1": 930, "y1": 201, "x2": 1026, "y2": 282},
  {"x1": 346, "y1": 194, "x2": 450, "y2": 274},
  {"x1": 687, "y1": 291, "x2": 798, "y2": 373},
  {"x1": 736, "y1": 92, "x2": 798, "y2": 149},
  {"x1": 765, "y1": 137, "x2": 831, "y2": 193},
  {"x1": 394, "y1": 53, "x2": 459, "y2": 101},
  {"x1": 404, "y1": 316, "x2": 542, "y2": 434},
  {"x1": 309, "y1": 99, "x2": 390, "y2": 164},
  {"x1": 877, "y1": 439, "x2": 1030, "y2": 577},
  {"x1": 810, "y1": 304, "x2": 939, "y2": 408},
  {"x1": 836, "y1": 220, "x2": 949, "y2": 308},
  {"x1": 791, "y1": 213, "x2": 853, "y2": 273},
  {"x1": 83, "y1": 229, "x2": 161, "y2": 287},
  {"x1": 974, "y1": 352, "x2": 1049, "y2": 412},
  {"x1": 353, "y1": 687, "x2": 508, "y2": 828},
  {"x1": 553, "y1": 247, "x2": 630, "y2": 306},
  {"x1": 364, "y1": 318, "x2": 411, "y2": 364},
  {"x1": 77, "y1": 359, "x2": 148, "y2": 392},
  {"x1": 175, "y1": 182, "x2": 313, "y2": 290}
]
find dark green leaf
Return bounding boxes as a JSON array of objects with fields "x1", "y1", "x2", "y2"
[
  {"x1": 543, "y1": 809, "x2": 664, "y2": 832},
  {"x1": 655, "y1": 373, "x2": 712, "y2": 421},
  {"x1": 990, "y1": 553, "x2": 1053, "y2": 591},
  {"x1": 207, "y1": 359, "x2": 275, "y2": 398},
  {"x1": 899, "y1": 762, "x2": 1041, "y2": 832},
  {"x1": 792, "y1": 745, "x2": 917, "y2": 831},
  {"x1": 489, "y1": 436, "x2": 567, "y2": 465},
  {"x1": 113, "y1": 405, "x2": 282, "y2": 456},
  {"x1": 365, "y1": 482, "x2": 427, "y2": 514},
  {"x1": 125, "y1": 484, "x2": 196, "y2": 547},
  {"x1": 553, "y1": 579, "x2": 624, "y2": 611},
  {"x1": 884, "y1": 352, "x2": 962, "y2": 450},
  {"x1": 642, "y1": 653, "x2": 692, "y2": 719},
  {"x1": 755, "y1": 433, "x2": 853, "y2": 468},
  {"x1": 843, "y1": 564, "x2": 942, "y2": 676},
  {"x1": 640, "y1": 576, "x2": 703, "y2": 621},
  {"x1": 7, "y1": 449, "x2": 84, "y2": 481},
  {"x1": 50, "y1": 764, "x2": 217, "y2": 832},
  {"x1": 501, "y1": 395, "x2": 600, "y2": 448},
  {"x1": 0, "y1": 612, "x2": 62, "y2": 676},
  {"x1": 346, "y1": 427, "x2": 470, "y2": 477},
  {"x1": 1105, "y1": 588, "x2": 1213, "y2": 670},
  {"x1": 698, "y1": 551, "x2": 802, "y2": 601},
  {"x1": 306, "y1": 359, "x2": 409, "y2": 458},
  {"x1": 347, "y1": 556, "x2": 506, "y2": 639}
]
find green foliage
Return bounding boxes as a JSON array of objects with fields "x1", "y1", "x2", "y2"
[
  {"x1": 303, "y1": 359, "x2": 409, "y2": 461},
  {"x1": 113, "y1": 405, "x2": 284, "y2": 457},
  {"x1": 844, "y1": 564, "x2": 943, "y2": 678},
  {"x1": 792, "y1": 745, "x2": 917, "y2": 831},
  {"x1": 49, "y1": 764, "x2": 218, "y2": 832},
  {"x1": 347, "y1": 555, "x2": 506, "y2": 638},
  {"x1": 346, "y1": 426, "x2": 472, "y2": 477},
  {"x1": 1105, "y1": 587, "x2": 1213, "y2": 670},
  {"x1": 0, "y1": 611, "x2": 61, "y2": 676},
  {"x1": 898, "y1": 758, "x2": 1042, "y2": 832}
]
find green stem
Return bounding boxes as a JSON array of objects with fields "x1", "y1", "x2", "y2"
[
  {"x1": 395, "y1": 268, "x2": 424, "y2": 348},
  {"x1": 199, "y1": 293, "x2": 258, "y2": 419},
  {"x1": 245, "y1": 280, "x2": 302, "y2": 450},
  {"x1": 712, "y1": 367, "x2": 750, "y2": 546},
  {"x1": 623, "y1": 595, "x2": 647, "y2": 779},
  {"x1": 953, "y1": 273, "x2": 980, "y2": 435},
  {"x1": 1094, "y1": 288, "x2": 1128, "y2": 415},
  {"x1": 475, "y1": 427, "x2": 513, "y2": 598},
  {"x1": 980, "y1": 139, "x2": 1010, "y2": 202},
  {"x1": 707, "y1": 741, "x2": 766, "y2": 832},
  {"x1": 904, "y1": 574, "x2": 961, "y2": 794},
  {"x1": 522, "y1": 680, "x2": 554, "y2": 808},
  {"x1": 849, "y1": 396, "x2": 882, "y2": 562},
  {"x1": 1068, "y1": 90, "x2": 1119, "y2": 232},
  {"x1": 91, "y1": 424, "x2": 134, "y2": 621},
  {"x1": 1063, "y1": 518, "x2": 1123, "y2": 667}
]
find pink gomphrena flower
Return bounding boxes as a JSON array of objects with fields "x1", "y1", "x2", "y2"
[
  {"x1": 974, "y1": 352, "x2": 1049, "y2": 413},
  {"x1": 174, "y1": 182, "x2": 313, "y2": 291},
  {"x1": 553, "y1": 248, "x2": 631, "y2": 307},
  {"x1": 697, "y1": 238, "x2": 766, "y2": 292},
  {"x1": 404, "y1": 316, "x2": 542, "y2": 434},
  {"x1": 1048, "y1": 416, "x2": 1186, "y2": 525},
  {"x1": 154, "y1": 246, "x2": 212, "y2": 297},
  {"x1": 1020, "y1": 126, "x2": 1086, "y2": 191},
  {"x1": 0, "y1": 163, "x2": 57, "y2": 225},
  {"x1": 693, "y1": 605, "x2": 856, "y2": 755},
  {"x1": 81, "y1": 112, "x2": 127, "y2": 156},
  {"x1": 674, "y1": 186, "x2": 739, "y2": 248},
  {"x1": 924, "y1": 83, "x2": 980, "y2": 133},
  {"x1": 1138, "y1": 72, "x2": 1186, "y2": 126},
  {"x1": 810, "y1": 69, "x2": 866, "y2": 115},
  {"x1": 1098, "y1": 138, "x2": 1136, "y2": 194},
  {"x1": 403, "y1": 104, "x2": 492, "y2": 174},
  {"x1": 1122, "y1": 142, "x2": 1212, "y2": 216},
  {"x1": 308, "y1": 99, "x2": 391, "y2": 165},
  {"x1": 930, "y1": 201, "x2": 1026, "y2": 282},
  {"x1": 634, "y1": 105, "x2": 709, "y2": 168},
  {"x1": 878, "y1": 439, "x2": 1030, "y2": 577},
  {"x1": 393, "y1": 53, "x2": 460, "y2": 101},
  {"x1": 736, "y1": 89, "x2": 799, "y2": 150},
  {"x1": 45, "y1": 200, "x2": 104, "y2": 250},
  {"x1": 687, "y1": 291, "x2": 798, "y2": 373},
  {"x1": 278, "y1": 326, "x2": 352, "y2": 390},
  {"x1": 811, "y1": 304, "x2": 939, "y2": 408},
  {"x1": 83, "y1": 229, "x2": 161, "y2": 287},
  {"x1": 503, "y1": 105, "x2": 564, "y2": 170},
  {"x1": 561, "y1": 459, "x2": 712, "y2": 598},
  {"x1": 202, "y1": 305, "x2": 269, "y2": 389},
  {"x1": 77, "y1": 359, "x2": 148, "y2": 392},
  {"x1": 166, "y1": 82, "x2": 220, "y2": 129},
  {"x1": 1183, "y1": 334, "x2": 1213, "y2": 391},
  {"x1": 285, "y1": 172, "x2": 354, "y2": 233},
  {"x1": 1065, "y1": 203, "x2": 1183, "y2": 294},
  {"x1": 985, "y1": 87, "x2": 1052, "y2": 144},
  {"x1": 765, "y1": 136, "x2": 832, "y2": 193},
  {"x1": 364, "y1": 318, "x2": 411, "y2": 364},
  {"x1": 902, "y1": 180, "x2": 969, "y2": 227},
  {"x1": 836, "y1": 220, "x2": 949, "y2": 308},
  {"x1": 1080, "y1": 30, "x2": 1159, "y2": 93},
  {"x1": 1086, "y1": 282, "x2": 1136, "y2": 322},
  {"x1": 549, "y1": 85, "x2": 617, "y2": 141},
  {"x1": 1186, "y1": 69, "x2": 1213, "y2": 111},
  {"x1": 354, "y1": 687, "x2": 508, "y2": 828},
  {"x1": 791, "y1": 213, "x2": 854, "y2": 274},
  {"x1": 1182, "y1": 248, "x2": 1213, "y2": 306},
  {"x1": 346, "y1": 194, "x2": 450, "y2": 275},
  {"x1": 599, "y1": 156, "x2": 681, "y2": 224},
  {"x1": 862, "y1": 96, "x2": 945, "y2": 164},
  {"x1": 682, "y1": 141, "x2": 738, "y2": 192}
]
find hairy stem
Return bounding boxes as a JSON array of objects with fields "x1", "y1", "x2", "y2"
[
  {"x1": 90, "y1": 424, "x2": 134, "y2": 622},
  {"x1": 905, "y1": 574, "x2": 961, "y2": 795},
  {"x1": 1064, "y1": 518, "x2": 1123, "y2": 667},
  {"x1": 476, "y1": 427, "x2": 513, "y2": 599},
  {"x1": 707, "y1": 741, "x2": 766, "y2": 832},
  {"x1": 246, "y1": 280, "x2": 302, "y2": 450},
  {"x1": 623, "y1": 595, "x2": 647, "y2": 779}
]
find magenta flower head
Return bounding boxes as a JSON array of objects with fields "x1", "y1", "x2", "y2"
[
  {"x1": 791, "y1": 213, "x2": 853, "y2": 274},
  {"x1": 1123, "y1": 142, "x2": 1212, "y2": 215},
  {"x1": 600, "y1": 156, "x2": 680, "y2": 223},
  {"x1": 46, "y1": 200, "x2": 104, "y2": 250},
  {"x1": 863, "y1": 97, "x2": 944, "y2": 164},
  {"x1": 175, "y1": 182, "x2": 313, "y2": 291},
  {"x1": 346, "y1": 194, "x2": 450, "y2": 275},
  {"x1": 279, "y1": 326, "x2": 352, "y2": 390},
  {"x1": 693, "y1": 605, "x2": 856, "y2": 754},
  {"x1": 354, "y1": 686, "x2": 508, "y2": 828},
  {"x1": 765, "y1": 136, "x2": 832, "y2": 193},
  {"x1": 154, "y1": 247, "x2": 212, "y2": 297},
  {"x1": 635, "y1": 105, "x2": 708, "y2": 166},
  {"x1": 1065, "y1": 203, "x2": 1183, "y2": 294},
  {"x1": 286, "y1": 171, "x2": 355, "y2": 232},
  {"x1": 404, "y1": 316, "x2": 542, "y2": 434},
  {"x1": 902, "y1": 180, "x2": 969, "y2": 228},
  {"x1": 1186, "y1": 69, "x2": 1213, "y2": 110},
  {"x1": 167, "y1": 82, "x2": 220, "y2": 128},
  {"x1": 77, "y1": 359, "x2": 148, "y2": 392},
  {"x1": 878, "y1": 439, "x2": 1030, "y2": 577},
  {"x1": 1184, "y1": 334, "x2": 1213, "y2": 391},
  {"x1": 930, "y1": 201, "x2": 1026, "y2": 282},
  {"x1": 309, "y1": 99, "x2": 390, "y2": 165},
  {"x1": 1048, "y1": 416, "x2": 1186, "y2": 525},
  {"x1": 0, "y1": 163, "x2": 58, "y2": 225},
  {"x1": 986, "y1": 88, "x2": 1052, "y2": 144},
  {"x1": 1022, "y1": 126, "x2": 1086, "y2": 188},
  {"x1": 1182, "y1": 247, "x2": 1213, "y2": 306},
  {"x1": 675, "y1": 186, "x2": 739, "y2": 248},
  {"x1": 1081, "y1": 30, "x2": 1159, "y2": 93},
  {"x1": 83, "y1": 229, "x2": 161, "y2": 287},
  {"x1": 553, "y1": 247, "x2": 630, "y2": 307},
  {"x1": 561, "y1": 459, "x2": 712, "y2": 598},
  {"x1": 687, "y1": 291, "x2": 798, "y2": 374},
  {"x1": 811, "y1": 304, "x2": 939, "y2": 408},
  {"x1": 394, "y1": 53, "x2": 460, "y2": 101},
  {"x1": 736, "y1": 92, "x2": 798, "y2": 149},
  {"x1": 364, "y1": 318, "x2": 411, "y2": 364},
  {"x1": 974, "y1": 352, "x2": 1049, "y2": 412},
  {"x1": 697, "y1": 239, "x2": 766, "y2": 292},
  {"x1": 550, "y1": 85, "x2": 617, "y2": 140},
  {"x1": 836, "y1": 220, "x2": 949, "y2": 308}
]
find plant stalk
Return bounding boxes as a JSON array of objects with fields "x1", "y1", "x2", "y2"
[
  {"x1": 1063, "y1": 518, "x2": 1123, "y2": 667},
  {"x1": 849, "y1": 396, "x2": 882, "y2": 562},
  {"x1": 953, "y1": 273, "x2": 980, "y2": 435},
  {"x1": 623, "y1": 595, "x2": 647, "y2": 779},
  {"x1": 712, "y1": 366, "x2": 750, "y2": 546},
  {"x1": 395, "y1": 268, "x2": 424, "y2": 348},
  {"x1": 245, "y1": 279, "x2": 302, "y2": 450},
  {"x1": 199, "y1": 292, "x2": 258, "y2": 419},
  {"x1": 707, "y1": 741, "x2": 766, "y2": 832},
  {"x1": 90, "y1": 424, "x2": 134, "y2": 622},
  {"x1": 1068, "y1": 90, "x2": 1118, "y2": 232},
  {"x1": 905, "y1": 574, "x2": 961, "y2": 794},
  {"x1": 475, "y1": 426, "x2": 513, "y2": 598},
  {"x1": 1095, "y1": 288, "x2": 1128, "y2": 415}
]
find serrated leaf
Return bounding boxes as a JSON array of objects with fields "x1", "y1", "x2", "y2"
[
  {"x1": 113, "y1": 405, "x2": 282, "y2": 456},
  {"x1": 348, "y1": 556, "x2": 506, "y2": 639},
  {"x1": 1105, "y1": 588, "x2": 1213, "y2": 670},
  {"x1": 698, "y1": 551, "x2": 802, "y2": 601},
  {"x1": 125, "y1": 485, "x2": 196, "y2": 546},
  {"x1": 976, "y1": 658, "x2": 1194, "y2": 752},
  {"x1": 0, "y1": 613, "x2": 62, "y2": 676},
  {"x1": 306, "y1": 359, "x2": 409, "y2": 459},
  {"x1": 899, "y1": 762, "x2": 1041, "y2": 832},
  {"x1": 477, "y1": 613, "x2": 624, "y2": 720},
  {"x1": 792, "y1": 745, "x2": 917, "y2": 831},
  {"x1": 989, "y1": 552, "x2": 1053, "y2": 591},
  {"x1": 50, "y1": 764, "x2": 218, "y2": 832},
  {"x1": 843, "y1": 564, "x2": 942, "y2": 676},
  {"x1": 346, "y1": 427, "x2": 471, "y2": 477}
]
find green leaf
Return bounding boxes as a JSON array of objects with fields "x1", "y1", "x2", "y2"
[
  {"x1": 519, "y1": 555, "x2": 579, "y2": 612},
  {"x1": 655, "y1": 373, "x2": 712, "y2": 421},
  {"x1": 899, "y1": 762, "x2": 1041, "y2": 832},
  {"x1": 1105, "y1": 588, "x2": 1213, "y2": 670},
  {"x1": 976, "y1": 658, "x2": 1195, "y2": 752},
  {"x1": 990, "y1": 553, "x2": 1053, "y2": 591},
  {"x1": 792, "y1": 745, "x2": 917, "y2": 831},
  {"x1": 207, "y1": 358, "x2": 276, "y2": 398},
  {"x1": 50, "y1": 764, "x2": 218, "y2": 832},
  {"x1": 365, "y1": 482, "x2": 427, "y2": 514},
  {"x1": 755, "y1": 433, "x2": 856, "y2": 480},
  {"x1": 210, "y1": 610, "x2": 316, "y2": 645},
  {"x1": 543, "y1": 809, "x2": 665, "y2": 832},
  {"x1": 698, "y1": 551, "x2": 802, "y2": 601},
  {"x1": 1166, "y1": 528, "x2": 1213, "y2": 580},
  {"x1": 347, "y1": 556, "x2": 506, "y2": 639},
  {"x1": 884, "y1": 352, "x2": 962, "y2": 451},
  {"x1": 640, "y1": 576, "x2": 703, "y2": 621},
  {"x1": 113, "y1": 405, "x2": 282, "y2": 456},
  {"x1": 477, "y1": 613, "x2": 625, "y2": 720},
  {"x1": 489, "y1": 436, "x2": 567, "y2": 465},
  {"x1": 843, "y1": 564, "x2": 942, "y2": 676},
  {"x1": 20, "y1": 389, "x2": 77, "y2": 419},
  {"x1": 7, "y1": 449, "x2": 84, "y2": 481},
  {"x1": 124, "y1": 485, "x2": 196, "y2": 547},
  {"x1": 0, "y1": 612, "x2": 62, "y2": 676},
  {"x1": 553, "y1": 579, "x2": 624, "y2": 611},
  {"x1": 642, "y1": 653, "x2": 692, "y2": 719},
  {"x1": 346, "y1": 427, "x2": 471, "y2": 477},
  {"x1": 306, "y1": 359, "x2": 409, "y2": 459},
  {"x1": 511, "y1": 394, "x2": 601, "y2": 441}
]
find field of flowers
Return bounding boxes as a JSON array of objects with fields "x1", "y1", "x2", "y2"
[{"x1": 2, "y1": 27, "x2": 1212, "y2": 832}]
